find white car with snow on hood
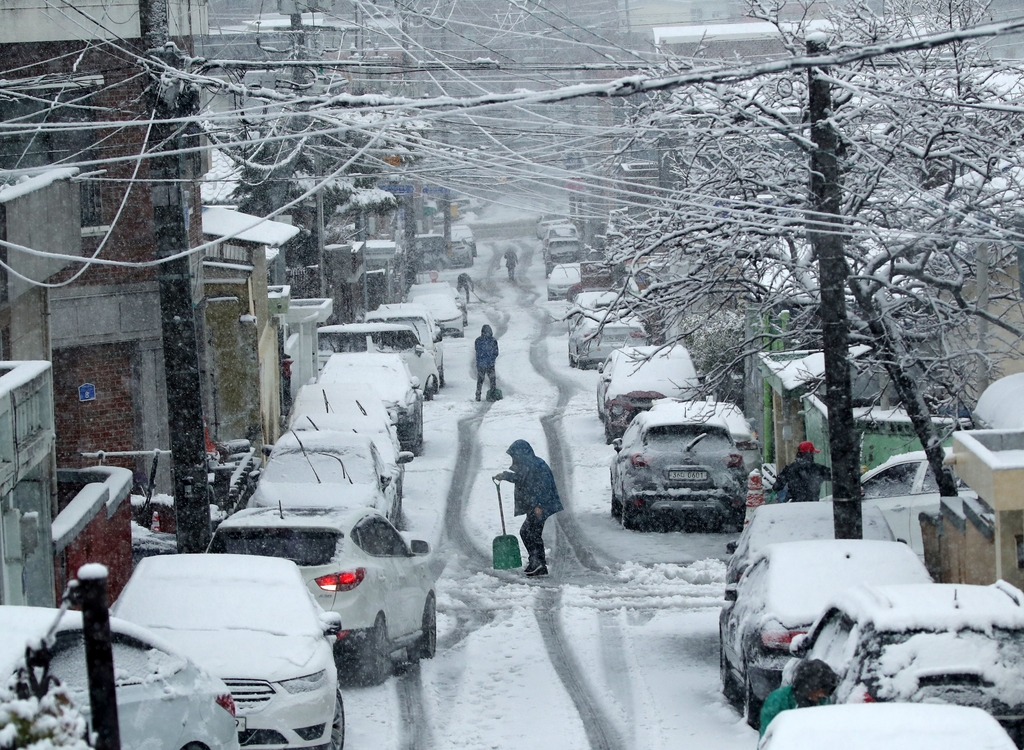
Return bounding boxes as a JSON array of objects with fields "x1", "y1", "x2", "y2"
[
  {"x1": 719, "y1": 539, "x2": 932, "y2": 730},
  {"x1": 758, "y1": 702, "x2": 1017, "y2": 750},
  {"x1": 319, "y1": 353, "x2": 424, "y2": 454},
  {"x1": 408, "y1": 281, "x2": 467, "y2": 327},
  {"x1": 547, "y1": 263, "x2": 580, "y2": 300},
  {"x1": 365, "y1": 304, "x2": 444, "y2": 387},
  {"x1": 250, "y1": 431, "x2": 400, "y2": 524},
  {"x1": 789, "y1": 581, "x2": 1024, "y2": 744},
  {"x1": 112, "y1": 555, "x2": 345, "y2": 750},
  {"x1": 209, "y1": 506, "x2": 437, "y2": 686},
  {"x1": 411, "y1": 293, "x2": 464, "y2": 338},
  {"x1": 568, "y1": 313, "x2": 647, "y2": 369},
  {"x1": 1, "y1": 604, "x2": 240, "y2": 750},
  {"x1": 596, "y1": 346, "x2": 700, "y2": 441},
  {"x1": 317, "y1": 323, "x2": 441, "y2": 400}
]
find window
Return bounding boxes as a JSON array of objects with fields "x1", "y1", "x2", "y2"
[
  {"x1": 49, "y1": 632, "x2": 183, "y2": 691},
  {"x1": 353, "y1": 517, "x2": 408, "y2": 557},
  {"x1": 209, "y1": 528, "x2": 342, "y2": 566},
  {"x1": 861, "y1": 462, "x2": 918, "y2": 499},
  {"x1": 809, "y1": 612, "x2": 855, "y2": 672},
  {"x1": 319, "y1": 332, "x2": 369, "y2": 354},
  {"x1": 644, "y1": 425, "x2": 733, "y2": 454}
]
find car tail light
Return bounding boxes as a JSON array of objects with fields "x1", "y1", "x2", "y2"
[
  {"x1": 315, "y1": 568, "x2": 366, "y2": 592},
  {"x1": 726, "y1": 453, "x2": 744, "y2": 468},
  {"x1": 629, "y1": 329, "x2": 646, "y2": 338},
  {"x1": 736, "y1": 441, "x2": 758, "y2": 451},
  {"x1": 630, "y1": 453, "x2": 648, "y2": 467},
  {"x1": 760, "y1": 629, "x2": 806, "y2": 650},
  {"x1": 215, "y1": 693, "x2": 236, "y2": 717}
]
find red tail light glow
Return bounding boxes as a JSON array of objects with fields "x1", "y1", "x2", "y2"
[
  {"x1": 315, "y1": 568, "x2": 366, "y2": 592},
  {"x1": 726, "y1": 453, "x2": 744, "y2": 468},
  {"x1": 215, "y1": 693, "x2": 236, "y2": 716},
  {"x1": 760, "y1": 629, "x2": 806, "y2": 650},
  {"x1": 630, "y1": 453, "x2": 648, "y2": 467}
]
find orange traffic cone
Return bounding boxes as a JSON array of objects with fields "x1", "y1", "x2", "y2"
[{"x1": 151, "y1": 511, "x2": 161, "y2": 532}]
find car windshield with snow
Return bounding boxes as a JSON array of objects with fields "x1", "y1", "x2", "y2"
[
  {"x1": 719, "y1": 539, "x2": 932, "y2": 730},
  {"x1": 317, "y1": 323, "x2": 441, "y2": 400},
  {"x1": 365, "y1": 303, "x2": 445, "y2": 386},
  {"x1": 568, "y1": 314, "x2": 647, "y2": 369},
  {"x1": 792, "y1": 581, "x2": 1024, "y2": 744}
]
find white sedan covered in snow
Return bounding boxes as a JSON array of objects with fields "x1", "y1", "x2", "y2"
[
  {"x1": 209, "y1": 506, "x2": 437, "y2": 686},
  {"x1": 759, "y1": 703, "x2": 1016, "y2": 750},
  {"x1": 411, "y1": 292, "x2": 464, "y2": 338},
  {"x1": 790, "y1": 581, "x2": 1024, "y2": 743},
  {"x1": 720, "y1": 539, "x2": 932, "y2": 729},
  {"x1": 547, "y1": 263, "x2": 580, "y2": 300},
  {"x1": 249, "y1": 431, "x2": 400, "y2": 524},
  {"x1": 1, "y1": 605, "x2": 240, "y2": 750},
  {"x1": 113, "y1": 555, "x2": 345, "y2": 750}
]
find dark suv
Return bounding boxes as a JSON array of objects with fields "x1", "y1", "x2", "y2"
[{"x1": 610, "y1": 403, "x2": 746, "y2": 531}]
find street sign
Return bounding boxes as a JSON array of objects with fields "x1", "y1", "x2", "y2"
[
  {"x1": 422, "y1": 186, "x2": 452, "y2": 196},
  {"x1": 78, "y1": 383, "x2": 96, "y2": 402},
  {"x1": 379, "y1": 184, "x2": 414, "y2": 195}
]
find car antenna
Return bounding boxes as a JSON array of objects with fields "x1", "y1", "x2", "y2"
[
  {"x1": 306, "y1": 416, "x2": 320, "y2": 431},
  {"x1": 290, "y1": 430, "x2": 321, "y2": 484},
  {"x1": 954, "y1": 588, "x2": 960, "y2": 609}
]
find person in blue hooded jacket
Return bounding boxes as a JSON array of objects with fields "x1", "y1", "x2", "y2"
[
  {"x1": 474, "y1": 325, "x2": 499, "y2": 401},
  {"x1": 493, "y1": 440, "x2": 563, "y2": 576}
]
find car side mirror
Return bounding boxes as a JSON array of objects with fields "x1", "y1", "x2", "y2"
[
  {"x1": 726, "y1": 540, "x2": 738, "y2": 555},
  {"x1": 319, "y1": 611, "x2": 342, "y2": 637},
  {"x1": 790, "y1": 633, "x2": 810, "y2": 656},
  {"x1": 410, "y1": 376, "x2": 421, "y2": 389},
  {"x1": 434, "y1": 332, "x2": 443, "y2": 343},
  {"x1": 261, "y1": 444, "x2": 274, "y2": 457},
  {"x1": 398, "y1": 451, "x2": 415, "y2": 464},
  {"x1": 410, "y1": 539, "x2": 429, "y2": 555},
  {"x1": 380, "y1": 476, "x2": 392, "y2": 490},
  {"x1": 724, "y1": 584, "x2": 738, "y2": 602},
  {"x1": 598, "y1": 362, "x2": 605, "y2": 374},
  {"x1": 612, "y1": 438, "x2": 622, "y2": 452},
  {"x1": 415, "y1": 345, "x2": 424, "y2": 356}
]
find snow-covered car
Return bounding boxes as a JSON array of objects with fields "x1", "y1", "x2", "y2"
[
  {"x1": 565, "y1": 290, "x2": 618, "y2": 331},
  {"x1": 414, "y1": 233, "x2": 448, "y2": 269},
  {"x1": 542, "y1": 223, "x2": 578, "y2": 248},
  {"x1": 596, "y1": 346, "x2": 700, "y2": 442},
  {"x1": 719, "y1": 539, "x2": 932, "y2": 729},
  {"x1": 319, "y1": 352, "x2": 424, "y2": 454},
  {"x1": 547, "y1": 263, "x2": 580, "y2": 300},
  {"x1": 853, "y1": 449, "x2": 974, "y2": 557},
  {"x1": 544, "y1": 237, "x2": 584, "y2": 276},
  {"x1": 790, "y1": 581, "x2": 1024, "y2": 743},
  {"x1": 249, "y1": 431, "x2": 400, "y2": 524},
  {"x1": 1, "y1": 605, "x2": 240, "y2": 750},
  {"x1": 568, "y1": 314, "x2": 647, "y2": 369},
  {"x1": 366, "y1": 303, "x2": 445, "y2": 388},
  {"x1": 610, "y1": 403, "x2": 748, "y2": 531},
  {"x1": 758, "y1": 703, "x2": 1017, "y2": 750},
  {"x1": 317, "y1": 323, "x2": 441, "y2": 399},
  {"x1": 411, "y1": 293, "x2": 464, "y2": 338},
  {"x1": 451, "y1": 223, "x2": 476, "y2": 258},
  {"x1": 408, "y1": 281, "x2": 466, "y2": 327},
  {"x1": 289, "y1": 383, "x2": 414, "y2": 502},
  {"x1": 112, "y1": 555, "x2": 344, "y2": 750},
  {"x1": 536, "y1": 214, "x2": 570, "y2": 239},
  {"x1": 726, "y1": 501, "x2": 896, "y2": 586},
  {"x1": 209, "y1": 506, "x2": 437, "y2": 686}
]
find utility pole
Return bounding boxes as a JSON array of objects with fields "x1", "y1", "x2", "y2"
[
  {"x1": 142, "y1": 1, "x2": 211, "y2": 553},
  {"x1": 73, "y1": 565, "x2": 121, "y2": 750},
  {"x1": 806, "y1": 35, "x2": 862, "y2": 539}
]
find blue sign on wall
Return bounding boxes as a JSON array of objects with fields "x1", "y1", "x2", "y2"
[
  {"x1": 379, "y1": 184, "x2": 415, "y2": 195},
  {"x1": 78, "y1": 383, "x2": 96, "y2": 402},
  {"x1": 421, "y1": 186, "x2": 452, "y2": 196}
]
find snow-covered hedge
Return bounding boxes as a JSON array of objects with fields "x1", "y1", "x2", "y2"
[{"x1": 0, "y1": 671, "x2": 89, "y2": 750}]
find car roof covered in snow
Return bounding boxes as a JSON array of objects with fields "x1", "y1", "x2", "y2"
[
  {"x1": 318, "y1": 322, "x2": 417, "y2": 335},
  {"x1": 368, "y1": 303, "x2": 435, "y2": 322},
  {"x1": 759, "y1": 702, "x2": 1016, "y2": 750},
  {"x1": 572, "y1": 291, "x2": 618, "y2": 310},
  {"x1": 635, "y1": 398, "x2": 732, "y2": 434},
  {"x1": 408, "y1": 281, "x2": 456, "y2": 297},
  {"x1": 736, "y1": 501, "x2": 894, "y2": 564},
  {"x1": 215, "y1": 505, "x2": 378, "y2": 533},
  {"x1": 319, "y1": 353, "x2": 414, "y2": 403},
  {"x1": 272, "y1": 429, "x2": 377, "y2": 456},
  {"x1": 411, "y1": 293, "x2": 461, "y2": 320},
  {"x1": 974, "y1": 372, "x2": 1024, "y2": 430},
  {"x1": 825, "y1": 582, "x2": 1024, "y2": 633},
  {"x1": 752, "y1": 540, "x2": 931, "y2": 627},
  {"x1": 649, "y1": 398, "x2": 752, "y2": 442},
  {"x1": 291, "y1": 383, "x2": 392, "y2": 425},
  {"x1": 549, "y1": 263, "x2": 581, "y2": 280},
  {"x1": 605, "y1": 347, "x2": 700, "y2": 402},
  {"x1": 451, "y1": 224, "x2": 473, "y2": 239}
]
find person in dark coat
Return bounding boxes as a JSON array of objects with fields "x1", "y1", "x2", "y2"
[
  {"x1": 493, "y1": 440, "x2": 563, "y2": 576},
  {"x1": 456, "y1": 272, "x2": 474, "y2": 305},
  {"x1": 474, "y1": 325, "x2": 499, "y2": 401},
  {"x1": 774, "y1": 441, "x2": 831, "y2": 503},
  {"x1": 759, "y1": 659, "x2": 838, "y2": 736},
  {"x1": 503, "y1": 248, "x2": 518, "y2": 281}
]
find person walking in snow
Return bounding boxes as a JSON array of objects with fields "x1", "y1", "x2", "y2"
[
  {"x1": 759, "y1": 659, "x2": 838, "y2": 736},
  {"x1": 474, "y1": 324, "x2": 499, "y2": 401},
  {"x1": 493, "y1": 440, "x2": 563, "y2": 576},
  {"x1": 773, "y1": 441, "x2": 832, "y2": 503},
  {"x1": 503, "y1": 248, "x2": 518, "y2": 281},
  {"x1": 457, "y1": 272, "x2": 474, "y2": 305}
]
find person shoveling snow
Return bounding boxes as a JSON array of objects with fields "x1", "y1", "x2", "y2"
[{"x1": 493, "y1": 440, "x2": 563, "y2": 577}]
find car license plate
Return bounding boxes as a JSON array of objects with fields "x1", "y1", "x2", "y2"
[
  {"x1": 235, "y1": 717, "x2": 246, "y2": 731},
  {"x1": 669, "y1": 470, "x2": 708, "y2": 481}
]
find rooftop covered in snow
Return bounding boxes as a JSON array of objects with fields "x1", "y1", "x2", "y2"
[{"x1": 201, "y1": 206, "x2": 300, "y2": 247}]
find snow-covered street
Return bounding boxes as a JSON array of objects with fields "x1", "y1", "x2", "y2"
[{"x1": 341, "y1": 215, "x2": 757, "y2": 750}]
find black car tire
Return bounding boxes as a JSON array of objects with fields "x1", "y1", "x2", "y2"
[
  {"x1": 622, "y1": 505, "x2": 645, "y2": 531},
  {"x1": 330, "y1": 691, "x2": 345, "y2": 750},
  {"x1": 569, "y1": 353, "x2": 577, "y2": 368},
  {"x1": 604, "y1": 423, "x2": 615, "y2": 444},
  {"x1": 611, "y1": 488, "x2": 622, "y2": 519},
  {"x1": 744, "y1": 670, "x2": 762, "y2": 730},
  {"x1": 410, "y1": 594, "x2": 437, "y2": 662},
  {"x1": 438, "y1": 365, "x2": 445, "y2": 388},
  {"x1": 720, "y1": 641, "x2": 740, "y2": 706},
  {"x1": 357, "y1": 614, "x2": 391, "y2": 686}
]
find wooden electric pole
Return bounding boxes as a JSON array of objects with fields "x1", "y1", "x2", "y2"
[{"x1": 806, "y1": 35, "x2": 862, "y2": 539}]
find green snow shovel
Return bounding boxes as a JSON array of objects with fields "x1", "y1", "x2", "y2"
[{"x1": 492, "y1": 479, "x2": 522, "y2": 570}]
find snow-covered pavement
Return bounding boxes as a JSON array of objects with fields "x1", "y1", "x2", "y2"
[{"x1": 342, "y1": 212, "x2": 758, "y2": 750}]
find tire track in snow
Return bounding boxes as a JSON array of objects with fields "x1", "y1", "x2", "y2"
[{"x1": 396, "y1": 664, "x2": 431, "y2": 750}]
